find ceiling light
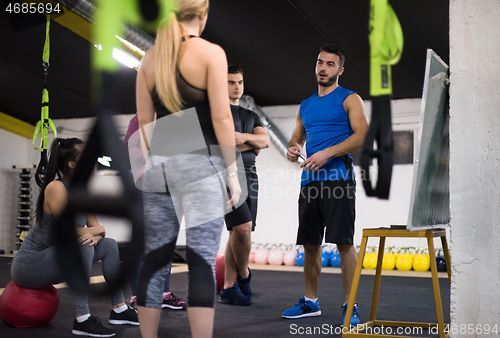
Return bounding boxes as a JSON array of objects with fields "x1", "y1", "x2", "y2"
[
  {"x1": 115, "y1": 35, "x2": 146, "y2": 56},
  {"x1": 112, "y1": 48, "x2": 140, "y2": 69}
]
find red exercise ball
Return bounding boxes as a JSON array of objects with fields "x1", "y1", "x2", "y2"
[
  {"x1": 0, "y1": 281, "x2": 60, "y2": 328},
  {"x1": 215, "y1": 254, "x2": 225, "y2": 293}
]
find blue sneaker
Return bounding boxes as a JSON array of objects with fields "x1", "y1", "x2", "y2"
[
  {"x1": 237, "y1": 268, "x2": 252, "y2": 297},
  {"x1": 282, "y1": 297, "x2": 321, "y2": 319},
  {"x1": 219, "y1": 283, "x2": 252, "y2": 306},
  {"x1": 341, "y1": 303, "x2": 360, "y2": 327}
]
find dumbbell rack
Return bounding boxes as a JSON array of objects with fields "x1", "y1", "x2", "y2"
[{"x1": 13, "y1": 165, "x2": 36, "y2": 250}]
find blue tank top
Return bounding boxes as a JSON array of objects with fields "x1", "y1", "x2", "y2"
[{"x1": 299, "y1": 86, "x2": 356, "y2": 186}]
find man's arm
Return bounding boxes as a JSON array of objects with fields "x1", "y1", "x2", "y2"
[
  {"x1": 301, "y1": 94, "x2": 368, "y2": 171},
  {"x1": 286, "y1": 107, "x2": 306, "y2": 162},
  {"x1": 236, "y1": 143, "x2": 262, "y2": 156},
  {"x1": 326, "y1": 93, "x2": 368, "y2": 157},
  {"x1": 236, "y1": 127, "x2": 270, "y2": 150},
  {"x1": 236, "y1": 143, "x2": 254, "y2": 152}
]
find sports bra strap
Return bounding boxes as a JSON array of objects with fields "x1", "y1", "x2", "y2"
[{"x1": 181, "y1": 35, "x2": 198, "y2": 42}]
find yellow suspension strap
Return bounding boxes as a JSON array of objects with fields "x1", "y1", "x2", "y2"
[
  {"x1": 360, "y1": 0, "x2": 403, "y2": 199},
  {"x1": 33, "y1": 14, "x2": 57, "y2": 187}
]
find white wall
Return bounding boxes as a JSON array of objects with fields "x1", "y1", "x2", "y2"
[
  {"x1": 0, "y1": 128, "x2": 28, "y2": 170},
  {"x1": 449, "y1": 0, "x2": 500, "y2": 335}
]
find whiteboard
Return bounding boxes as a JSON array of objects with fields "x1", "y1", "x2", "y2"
[{"x1": 407, "y1": 49, "x2": 450, "y2": 231}]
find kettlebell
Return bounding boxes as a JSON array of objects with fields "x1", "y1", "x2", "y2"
[
  {"x1": 284, "y1": 245, "x2": 297, "y2": 266},
  {"x1": 330, "y1": 246, "x2": 341, "y2": 268},
  {"x1": 409, "y1": 247, "x2": 417, "y2": 260},
  {"x1": 363, "y1": 247, "x2": 377, "y2": 269},
  {"x1": 268, "y1": 244, "x2": 284, "y2": 266},
  {"x1": 413, "y1": 249, "x2": 430, "y2": 272},
  {"x1": 396, "y1": 248, "x2": 413, "y2": 271},
  {"x1": 436, "y1": 249, "x2": 446, "y2": 272},
  {"x1": 394, "y1": 247, "x2": 402, "y2": 260},
  {"x1": 382, "y1": 247, "x2": 396, "y2": 270},
  {"x1": 362, "y1": 247, "x2": 371, "y2": 269},
  {"x1": 254, "y1": 243, "x2": 269, "y2": 265},
  {"x1": 249, "y1": 242, "x2": 256, "y2": 264},
  {"x1": 423, "y1": 249, "x2": 431, "y2": 271},
  {"x1": 327, "y1": 243, "x2": 336, "y2": 259},
  {"x1": 295, "y1": 245, "x2": 305, "y2": 267},
  {"x1": 321, "y1": 245, "x2": 330, "y2": 267}
]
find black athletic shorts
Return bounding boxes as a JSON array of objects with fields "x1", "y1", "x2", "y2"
[
  {"x1": 296, "y1": 180, "x2": 355, "y2": 245},
  {"x1": 225, "y1": 173, "x2": 258, "y2": 231}
]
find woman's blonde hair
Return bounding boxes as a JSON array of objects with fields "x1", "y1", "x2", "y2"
[{"x1": 155, "y1": 0, "x2": 209, "y2": 113}]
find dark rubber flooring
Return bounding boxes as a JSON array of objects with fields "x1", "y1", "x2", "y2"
[{"x1": 0, "y1": 256, "x2": 450, "y2": 337}]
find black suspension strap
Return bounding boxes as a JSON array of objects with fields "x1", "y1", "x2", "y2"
[{"x1": 360, "y1": 0, "x2": 403, "y2": 199}]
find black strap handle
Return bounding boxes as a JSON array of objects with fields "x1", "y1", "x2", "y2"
[
  {"x1": 360, "y1": 95, "x2": 393, "y2": 199},
  {"x1": 35, "y1": 150, "x2": 47, "y2": 187},
  {"x1": 55, "y1": 73, "x2": 144, "y2": 297}
]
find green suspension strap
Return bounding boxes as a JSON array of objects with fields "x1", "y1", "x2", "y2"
[
  {"x1": 33, "y1": 14, "x2": 57, "y2": 187},
  {"x1": 360, "y1": 0, "x2": 403, "y2": 199},
  {"x1": 93, "y1": 0, "x2": 174, "y2": 73},
  {"x1": 368, "y1": 0, "x2": 403, "y2": 97}
]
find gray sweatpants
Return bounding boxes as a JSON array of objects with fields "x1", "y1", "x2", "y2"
[{"x1": 11, "y1": 237, "x2": 125, "y2": 316}]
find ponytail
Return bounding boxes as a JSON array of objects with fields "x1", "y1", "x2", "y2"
[
  {"x1": 155, "y1": 12, "x2": 183, "y2": 113},
  {"x1": 154, "y1": 0, "x2": 210, "y2": 113},
  {"x1": 35, "y1": 137, "x2": 83, "y2": 225}
]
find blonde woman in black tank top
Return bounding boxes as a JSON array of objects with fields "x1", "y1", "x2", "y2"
[{"x1": 135, "y1": 1, "x2": 241, "y2": 337}]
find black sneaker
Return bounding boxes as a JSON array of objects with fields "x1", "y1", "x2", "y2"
[
  {"x1": 109, "y1": 306, "x2": 139, "y2": 325},
  {"x1": 219, "y1": 283, "x2": 252, "y2": 306},
  {"x1": 237, "y1": 268, "x2": 252, "y2": 297},
  {"x1": 72, "y1": 315, "x2": 116, "y2": 337}
]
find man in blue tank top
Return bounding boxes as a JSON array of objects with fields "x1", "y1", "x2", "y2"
[{"x1": 282, "y1": 44, "x2": 368, "y2": 326}]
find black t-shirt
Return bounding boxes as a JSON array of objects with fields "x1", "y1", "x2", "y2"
[{"x1": 231, "y1": 105, "x2": 263, "y2": 175}]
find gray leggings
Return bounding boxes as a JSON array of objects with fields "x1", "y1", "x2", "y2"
[
  {"x1": 11, "y1": 237, "x2": 125, "y2": 316},
  {"x1": 137, "y1": 154, "x2": 225, "y2": 308}
]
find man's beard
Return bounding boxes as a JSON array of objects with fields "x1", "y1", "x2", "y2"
[{"x1": 317, "y1": 72, "x2": 338, "y2": 87}]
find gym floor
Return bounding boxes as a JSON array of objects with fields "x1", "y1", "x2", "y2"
[{"x1": 0, "y1": 256, "x2": 450, "y2": 337}]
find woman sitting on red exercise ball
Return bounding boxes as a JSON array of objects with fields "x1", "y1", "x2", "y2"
[{"x1": 11, "y1": 138, "x2": 138, "y2": 337}]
